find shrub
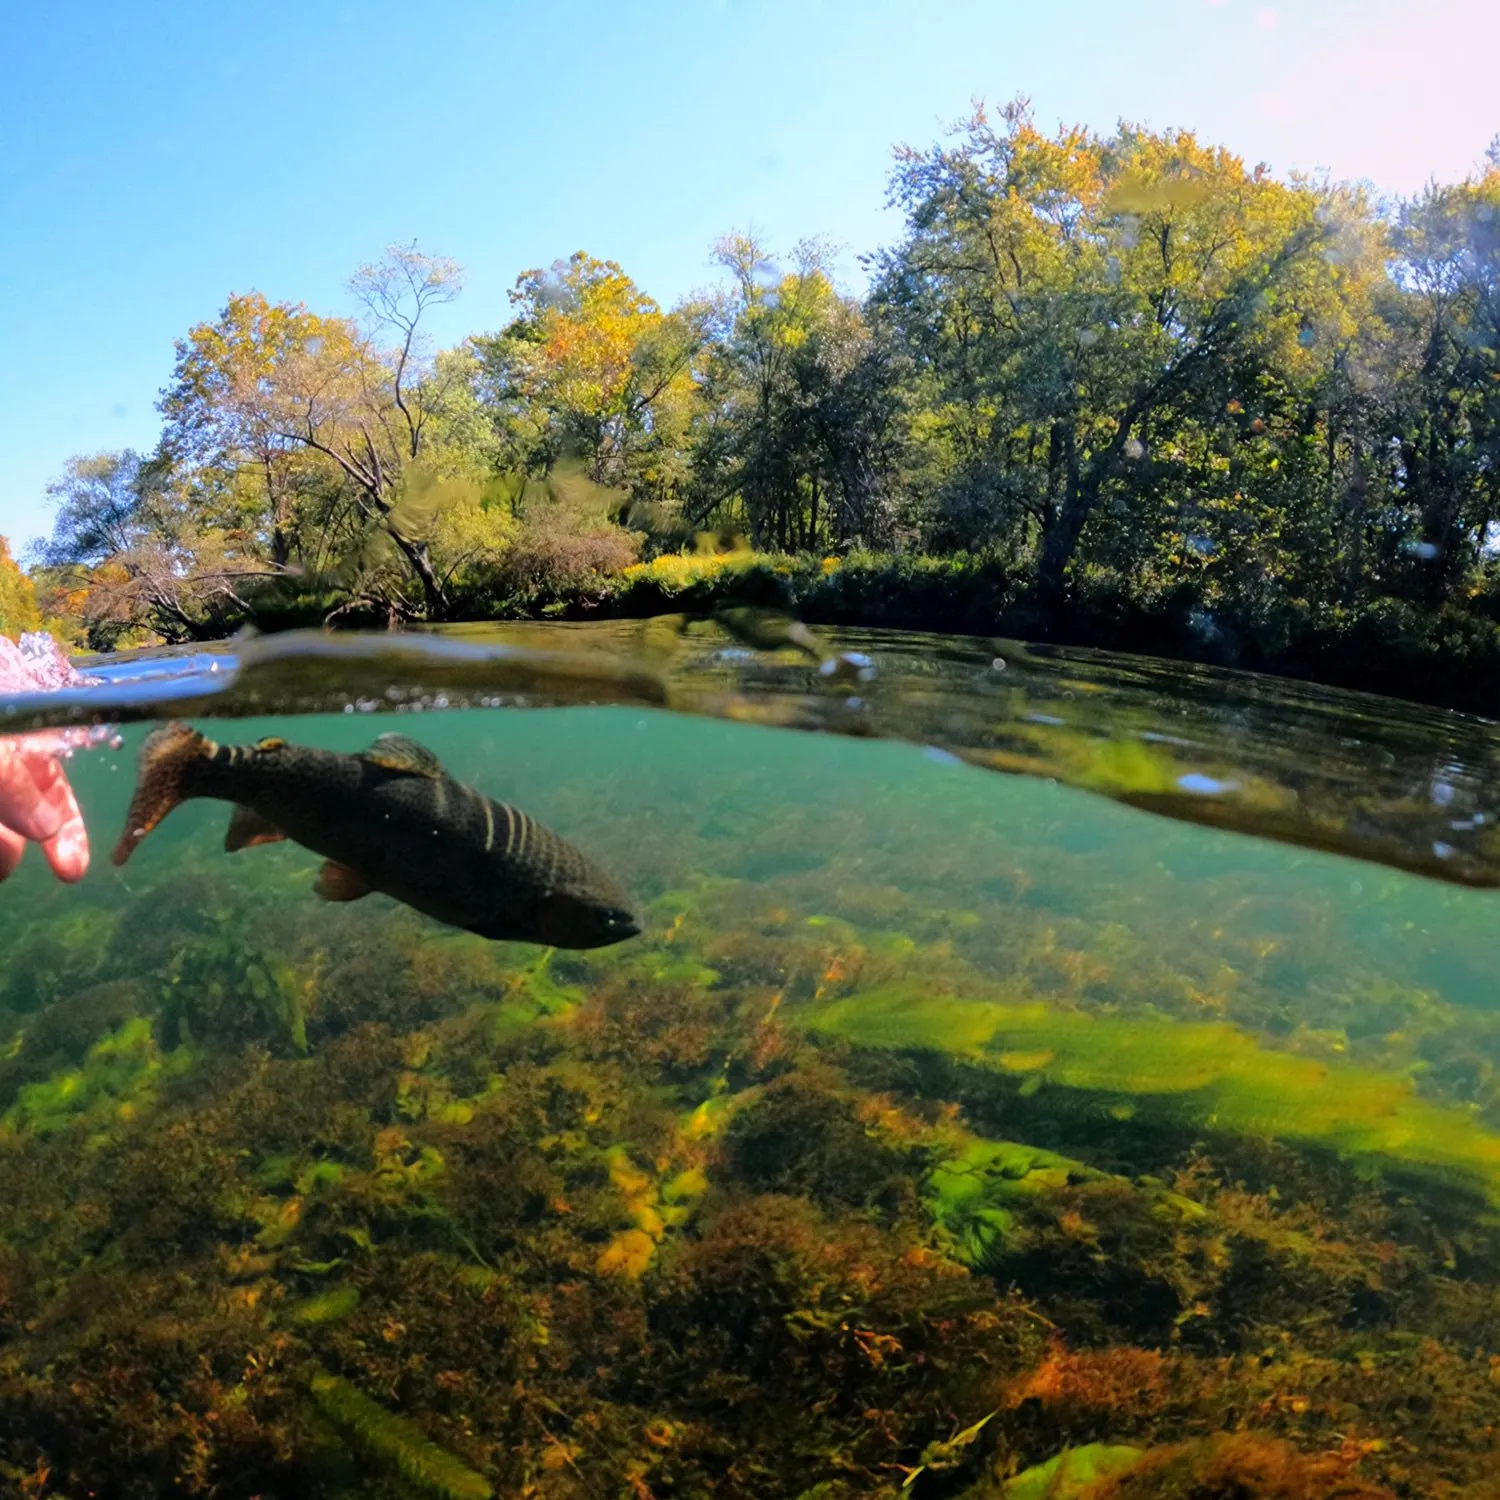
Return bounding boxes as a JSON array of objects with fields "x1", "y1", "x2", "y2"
[{"x1": 483, "y1": 515, "x2": 640, "y2": 613}]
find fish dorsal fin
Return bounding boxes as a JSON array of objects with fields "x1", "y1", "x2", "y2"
[
  {"x1": 362, "y1": 733, "x2": 445, "y2": 778},
  {"x1": 315, "y1": 860, "x2": 372, "y2": 902},
  {"x1": 224, "y1": 804, "x2": 288, "y2": 853}
]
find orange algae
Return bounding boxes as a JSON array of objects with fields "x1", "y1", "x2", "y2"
[{"x1": 598, "y1": 1227, "x2": 657, "y2": 1279}]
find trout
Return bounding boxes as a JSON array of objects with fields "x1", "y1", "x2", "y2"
[{"x1": 112, "y1": 722, "x2": 641, "y2": 949}]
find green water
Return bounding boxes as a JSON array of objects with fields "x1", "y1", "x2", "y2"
[{"x1": 5, "y1": 623, "x2": 1500, "y2": 1498}]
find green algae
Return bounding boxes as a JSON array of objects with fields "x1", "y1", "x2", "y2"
[
  {"x1": 0, "y1": 1015, "x2": 190, "y2": 1137},
  {"x1": 801, "y1": 984, "x2": 1500, "y2": 1207},
  {"x1": 306, "y1": 1369, "x2": 493, "y2": 1500},
  {"x1": 999, "y1": 1443, "x2": 1145, "y2": 1499},
  {"x1": 662, "y1": 1164, "x2": 709, "y2": 1203},
  {"x1": 494, "y1": 950, "x2": 586, "y2": 1033},
  {"x1": 926, "y1": 1136, "x2": 1111, "y2": 1270},
  {"x1": 288, "y1": 1284, "x2": 361, "y2": 1326},
  {"x1": 295, "y1": 1159, "x2": 348, "y2": 1195}
]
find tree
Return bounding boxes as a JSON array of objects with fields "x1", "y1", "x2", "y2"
[
  {"x1": 1379, "y1": 167, "x2": 1500, "y2": 604},
  {"x1": 159, "y1": 245, "x2": 469, "y2": 618},
  {"x1": 472, "y1": 252, "x2": 702, "y2": 502},
  {"x1": 688, "y1": 235, "x2": 902, "y2": 550},
  {"x1": 0, "y1": 537, "x2": 41, "y2": 635},
  {"x1": 33, "y1": 450, "x2": 147, "y2": 568},
  {"x1": 31, "y1": 451, "x2": 268, "y2": 644},
  {"x1": 873, "y1": 100, "x2": 1333, "y2": 607},
  {"x1": 157, "y1": 295, "x2": 342, "y2": 570}
]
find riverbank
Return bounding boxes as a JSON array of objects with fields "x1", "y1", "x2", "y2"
[
  {"x1": 441, "y1": 551, "x2": 1500, "y2": 721},
  {"x1": 28, "y1": 547, "x2": 1500, "y2": 721}
]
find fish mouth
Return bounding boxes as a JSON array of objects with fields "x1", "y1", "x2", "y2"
[
  {"x1": 534, "y1": 896, "x2": 643, "y2": 949},
  {"x1": 581, "y1": 907, "x2": 642, "y2": 947}
]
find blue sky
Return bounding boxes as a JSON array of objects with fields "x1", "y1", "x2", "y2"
[{"x1": 3, "y1": 0, "x2": 1496, "y2": 554}]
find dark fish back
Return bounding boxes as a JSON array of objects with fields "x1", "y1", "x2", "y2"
[
  {"x1": 116, "y1": 723, "x2": 639, "y2": 948},
  {"x1": 476, "y1": 793, "x2": 611, "y2": 929},
  {"x1": 336, "y1": 772, "x2": 624, "y2": 940}
]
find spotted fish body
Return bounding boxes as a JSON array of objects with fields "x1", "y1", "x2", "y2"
[{"x1": 112, "y1": 722, "x2": 641, "y2": 949}]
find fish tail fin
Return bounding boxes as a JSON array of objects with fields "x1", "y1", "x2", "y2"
[{"x1": 111, "y1": 721, "x2": 213, "y2": 866}]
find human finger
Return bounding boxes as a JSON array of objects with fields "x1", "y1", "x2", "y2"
[
  {"x1": 39, "y1": 776, "x2": 89, "y2": 882},
  {"x1": 0, "y1": 823, "x2": 25, "y2": 881},
  {"x1": 24, "y1": 753, "x2": 84, "y2": 842},
  {"x1": 0, "y1": 749, "x2": 65, "y2": 843}
]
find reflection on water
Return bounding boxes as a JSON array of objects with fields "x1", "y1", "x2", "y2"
[
  {"x1": 17, "y1": 619, "x2": 1500, "y2": 887},
  {"x1": 3, "y1": 623, "x2": 1500, "y2": 1496}
]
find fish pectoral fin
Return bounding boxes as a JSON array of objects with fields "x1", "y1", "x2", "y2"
[
  {"x1": 224, "y1": 804, "x2": 289, "y2": 853},
  {"x1": 314, "y1": 860, "x2": 372, "y2": 903},
  {"x1": 361, "y1": 733, "x2": 444, "y2": 778}
]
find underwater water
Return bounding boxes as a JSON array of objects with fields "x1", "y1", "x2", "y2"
[{"x1": 5, "y1": 621, "x2": 1500, "y2": 1498}]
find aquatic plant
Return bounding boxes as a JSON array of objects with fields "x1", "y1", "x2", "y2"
[
  {"x1": 982, "y1": 1433, "x2": 1400, "y2": 1499},
  {"x1": 12, "y1": 731, "x2": 1500, "y2": 1500},
  {"x1": 158, "y1": 924, "x2": 308, "y2": 1054},
  {"x1": 800, "y1": 984, "x2": 1500, "y2": 1209},
  {"x1": 288, "y1": 1285, "x2": 361, "y2": 1327},
  {"x1": 598, "y1": 1145, "x2": 667, "y2": 1278},
  {"x1": 0, "y1": 1015, "x2": 189, "y2": 1138},
  {"x1": 0, "y1": 906, "x2": 122, "y2": 1020},
  {"x1": 306, "y1": 1368, "x2": 493, "y2": 1500},
  {"x1": 722, "y1": 1068, "x2": 927, "y2": 1217},
  {"x1": 1081, "y1": 1433, "x2": 1397, "y2": 1499},
  {"x1": 642, "y1": 1192, "x2": 1046, "y2": 1490},
  {"x1": 0, "y1": 977, "x2": 141, "y2": 1114},
  {"x1": 925, "y1": 1135, "x2": 1113, "y2": 1271},
  {"x1": 999, "y1": 1444, "x2": 1144, "y2": 1499}
]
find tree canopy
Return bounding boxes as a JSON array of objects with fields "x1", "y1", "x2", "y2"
[
  {"x1": 0, "y1": 537, "x2": 41, "y2": 636},
  {"x1": 24, "y1": 108, "x2": 1500, "y2": 665}
]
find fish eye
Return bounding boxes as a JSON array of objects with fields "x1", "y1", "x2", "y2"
[{"x1": 256, "y1": 737, "x2": 286, "y2": 752}]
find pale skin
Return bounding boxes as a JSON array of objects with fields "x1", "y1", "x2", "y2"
[
  {"x1": 0, "y1": 633, "x2": 95, "y2": 884},
  {"x1": 0, "y1": 733, "x2": 90, "y2": 883}
]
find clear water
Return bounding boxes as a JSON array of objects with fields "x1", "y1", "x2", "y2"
[{"x1": 4, "y1": 621, "x2": 1500, "y2": 1498}]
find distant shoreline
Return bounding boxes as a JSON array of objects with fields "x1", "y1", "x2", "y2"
[{"x1": 63, "y1": 551, "x2": 1500, "y2": 722}]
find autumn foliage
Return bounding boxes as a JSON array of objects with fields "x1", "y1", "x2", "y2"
[{"x1": 21, "y1": 102, "x2": 1500, "y2": 691}]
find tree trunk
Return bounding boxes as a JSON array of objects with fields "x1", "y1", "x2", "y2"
[
  {"x1": 1036, "y1": 423, "x2": 1085, "y2": 615},
  {"x1": 390, "y1": 530, "x2": 447, "y2": 619},
  {"x1": 1036, "y1": 486, "x2": 1093, "y2": 615},
  {"x1": 265, "y1": 459, "x2": 291, "y2": 568},
  {"x1": 1340, "y1": 432, "x2": 1367, "y2": 604},
  {"x1": 1412, "y1": 427, "x2": 1459, "y2": 609}
]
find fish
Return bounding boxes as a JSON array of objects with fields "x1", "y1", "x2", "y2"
[
  {"x1": 713, "y1": 606, "x2": 827, "y2": 663},
  {"x1": 111, "y1": 722, "x2": 642, "y2": 949}
]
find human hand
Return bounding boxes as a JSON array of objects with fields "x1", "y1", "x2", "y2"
[
  {"x1": 0, "y1": 633, "x2": 108, "y2": 884},
  {"x1": 0, "y1": 731, "x2": 90, "y2": 881}
]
